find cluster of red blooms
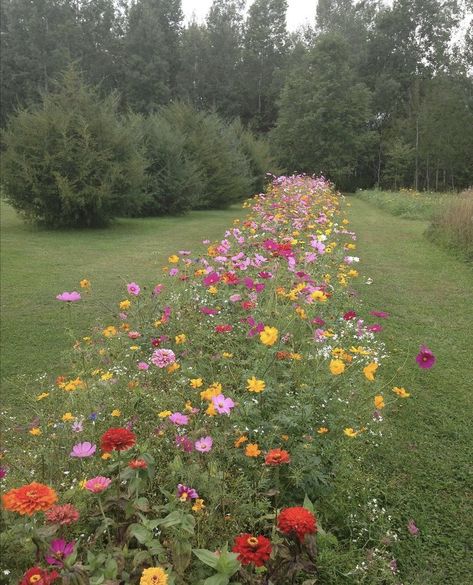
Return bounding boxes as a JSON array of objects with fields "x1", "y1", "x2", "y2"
[
  {"x1": 20, "y1": 566, "x2": 59, "y2": 585},
  {"x1": 100, "y1": 428, "x2": 136, "y2": 452},
  {"x1": 214, "y1": 324, "x2": 233, "y2": 333}
]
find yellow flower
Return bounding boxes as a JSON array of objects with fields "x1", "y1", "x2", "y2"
[
  {"x1": 29, "y1": 427, "x2": 42, "y2": 436},
  {"x1": 205, "y1": 402, "x2": 217, "y2": 416},
  {"x1": 192, "y1": 499, "x2": 205, "y2": 512},
  {"x1": 154, "y1": 319, "x2": 163, "y2": 327},
  {"x1": 101, "y1": 372, "x2": 113, "y2": 381},
  {"x1": 245, "y1": 443, "x2": 261, "y2": 457},
  {"x1": 175, "y1": 334, "x2": 187, "y2": 345},
  {"x1": 190, "y1": 378, "x2": 203, "y2": 388},
  {"x1": 36, "y1": 392, "x2": 49, "y2": 401},
  {"x1": 374, "y1": 395, "x2": 385, "y2": 410},
  {"x1": 62, "y1": 377, "x2": 84, "y2": 392},
  {"x1": 62, "y1": 412, "x2": 75, "y2": 422},
  {"x1": 317, "y1": 427, "x2": 329, "y2": 434},
  {"x1": 80, "y1": 279, "x2": 91, "y2": 289},
  {"x1": 393, "y1": 386, "x2": 410, "y2": 398},
  {"x1": 208, "y1": 286, "x2": 218, "y2": 294},
  {"x1": 329, "y1": 359, "x2": 345, "y2": 375},
  {"x1": 347, "y1": 269, "x2": 359, "y2": 278},
  {"x1": 234, "y1": 435, "x2": 248, "y2": 448},
  {"x1": 111, "y1": 409, "x2": 121, "y2": 417},
  {"x1": 222, "y1": 352, "x2": 233, "y2": 358},
  {"x1": 102, "y1": 326, "x2": 118, "y2": 337},
  {"x1": 260, "y1": 326, "x2": 278, "y2": 346},
  {"x1": 363, "y1": 362, "x2": 378, "y2": 381},
  {"x1": 246, "y1": 376, "x2": 266, "y2": 393},
  {"x1": 167, "y1": 363, "x2": 180, "y2": 374},
  {"x1": 343, "y1": 427, "x2": 359, "y2": 438},
  {"x1": 140, "y1": 567, "x2": 168, "y2": 585},
  {"x1": 158, "y1": 410, "x2": 172, "y2": 418},
  {"x1": 311, "y1": 290, "x2": 328, "y2": 302},
  {"x1": 290, "y1": 353, "x2": 302, "y2": 360},
  {"x1": 168, "y1": 255, "x2": 179, "y2": 263},
  {"x1": 281, "y1": 434, "x2": 289, "y2": 441},
  {"x1": 119, "y1": 299, "x2": 131, "y2": 310},
  {"x1": 295, "y1": 306, "x2": 307, "y2": 319},
  {"x1": 79, "y1": 480, "x2": 87, "y2": 489},
  {"x1": 101, "y1": 453, "x2": 112, "y2": 460}
]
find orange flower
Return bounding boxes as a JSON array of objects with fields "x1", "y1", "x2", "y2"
[
  {"x1": 234, "y1": 435, "x2": 248, "y2": 448},
  {"x1": 245, "y1": 443, "x2": 261, "y2": 457},
  {"x1": 265, "y1": 448, "x2": 290, "y2": 466},
  {"x1": 2, "y1": 482, "x2": 57, "y2": 515}
]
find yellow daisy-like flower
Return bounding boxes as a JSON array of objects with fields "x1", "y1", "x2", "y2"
[
  {"x1": 167, "y1": 363, "x2": 180, "y2": 374},
  {"x1": 205, "y1": 402, "x2": 217, "y2": 416},
  {"x1": 192, "y1": 499, "x2": 205, "y2": 512},
  {"x1": 317, "y1": 427, "x2": 329, "y2": 434},
  {"x1": 246, "y1": 376, "x2": 266, "y2": 393},
  {"x1": 101, "y1": 453, "x2": 112, "y2": 460},
  {"x1": 374, "y1": 395, "x2": 385, "y2": 409},
  {"x1": 111, "y1": 409, "x2": 121, "y2": 417},
  {"x1": 29, "y1": 427, "x2": 42, "y2": 436},
  {"x1": 168, "y1": 255, "x2": 179, "y2": 264},
  {"x1": 363, "y1": 362, "x2": 378, "y2": 381},
  {"x1": 102, "y1": 325, "x2": 118, "y2": 337},
  {"x1": 158, "y1": 410, "x2": 172, "y2": 419},
  {"x1": 311, "y1": 290, "x2": 328, "y2": 302},
  {"x1": 343, "y1": 427, "x2": 359, "y2": 438},
  {"x1": 101, "y1": 372, "x2": 113, "y2": 381},
  {"x1": 392, "y1": 386, "x2": 410, "y2": 398},
  {"x1": 62, "y1": 412, "x2": 75, "y2": 422},
  {"x1": 259, "y1": 326, "x2": 278, "y2": 346},
  {"x1": 329, "y1": 359, "x2": 345, "y2": 375},
  {"x1": 119, "y1": 299, "x2": 131, "y2": 310},
  {"x1": 190, "y1": 378, "x2": 203, "y2": 388},
  {"x1": 80, "y1": 279, "x2": 91, "y2": 289},
  {"x1": 234, "y1": 435, "x2": 248, "y2": 448},
  {"x1": 175, "y1": 334, "x2": 187, "y2": 344},
  {"x1": 184, "y1": 400, "x2": 194, "y2": 413},
  {"x1": 347, "y1": 269, "x2": 359, "y2": 278},
  {"x1": 130, "y1": 345, "x2": 140, "y2": 351},
  {"x1": 36, "y1": 392, "x2": 50, "y2": 401},
  {"x1": 245, "y1": 443, "x2": 261, "y2": 457},
  {"x1": 208, "y1": 286, "x2": 218, "y2": 294},
  {"x1": 222, "y1": 352, "x2": 233, "y2": 358}
]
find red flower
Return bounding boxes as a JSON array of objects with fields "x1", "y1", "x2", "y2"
[
  {"x1": 45, "y1": 503, "x2": 80, "y2": 525},
  {"x1": 20, "y1": 567, "x2": 60, "y2": 585},
  {"x1": 232, "y1": 533, "x2": 272, "y2": 567},
  {"x1": 100, "y1": 428, "x2": 136, "y2": 452},
  {"x1": 265, "y1": 448, "x2": 291, "y2": 466},
  {"x1": 277, "y1": 507, "x2": 317, "y2": 542},
  {"x1": 128, "y1": 458, "x2": 148, "y2": 470},
  {"x1": 343, "y1": 310, "x2": 357, "y2": 320},
  {"x1": 215, "y1": 324, "x2": 233, "y2": 333}
]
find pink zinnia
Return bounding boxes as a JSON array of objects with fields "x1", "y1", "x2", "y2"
[
  {"x1": 45, "y1": 539, "x2": 75, "y2": 567},
  {"x1": 416, "y1": 345, "x2": 436, "y2": 369},
  {"x1": 212, "y1": 394, "x2": 235, "y2": 415},
  {"x1": 195, "y1": 436, "x2": 213, "y2": 452},
  {"x1": 84, "y1": 476, "x2": 112, "y2": 494},
  {"x1": 137, "y1": 361, "x2": 149, "y2": 370},
  {"x1": 151, "y1": 348, "x2": 176, "y2": 368},
  {"x1": 127, "y1": 282, "x2": 141, "y2": 296},
  {"x1": 169, "y1": 412, "x2": 189, "y2": 426},
  {"x1": 45, "y1": 504, "x2": 79, "y2": 525},
  {"x1": 70, "y1": 442, "x2": 96, "y2": 458},
  {"x1": 56, "y1": 291, "x2": 81, "y2": 302}
]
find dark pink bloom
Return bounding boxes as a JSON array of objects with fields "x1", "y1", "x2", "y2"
[
  {"x1": 56, "y1": 291, "x2": 81, "y2": 302},
  {"x1": 45, "y1": 539, "x2": 75, "y2": 567},
  {"x1": 175, "y1": 436, "x2": 194, "y2": 452},
  {"x1": 215, "y1": 324, "x2": 233, "y2": 333},
  {"x1": 312, "y1": 317, "x2": 325, "y2": 326},
  {"x1": 200, "y1": 306, "x2": 219, "y2": 315},
  {"x1": 367, "y1": 324, "x2": 383, "y2": 332},
  {"x1": 203, "y1": 272, "x2": 220, "y2": 287},
  {"x1": 370, "y1": 310, "x2": 390, "y2": 318},
  {"x1": 151, "y1": 348, "x2": 176, "y2": 368},
  {"x1": 343, "y1": 311, "x2": 357, "y2": 321},
  {"x1": 416, "y1": 345, "x2": 436, "y2": 369},
  {"x1": 407, "y1": 519, "x2": 420, "y2": 536}
]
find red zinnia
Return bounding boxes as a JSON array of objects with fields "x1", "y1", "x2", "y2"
[
  {"x1": 100, "y1": 428, "x2": 136, "y2": 452},
  {"x1": 277, "y1": 507, "x2": 317, "y2": 542},
  {"x1": 20, "y1": 566, "x2": 60, "y2": 585},
  {"x1": 128, "y1": 458, "x2": 148, "y2": 469},
  {"x1": 45, "y1": 503, "x2": 80, "y2": 525},
  {"x1": 265, "y1": 448, "x2": 291, "y2": 466},
  {"x1": 232, "y1": 533, "x2": 272, "y2": 567},
  {"x1": 215, "y1": 324, "x2": 233, "y2": 333}
]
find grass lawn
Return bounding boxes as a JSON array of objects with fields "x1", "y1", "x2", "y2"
[
  {"x1": 346, "y1": 196, "x2": 473, "y2": 584},
  {"x1": 0, "y1": 202, "x2": 246, "y2": 383}
]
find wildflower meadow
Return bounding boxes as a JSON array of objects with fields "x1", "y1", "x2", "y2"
[{"x1": 1, "y1": 176, "x2": 433, "y2": 584}]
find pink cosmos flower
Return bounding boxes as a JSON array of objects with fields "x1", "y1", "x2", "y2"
[
  {"x1": 70, "y1": 442, "x2": 96, "y2": 458},
  {"x1": 45, "y1": 539, "x2": 75, "y2": 567},
  {"x1": 169, "y1": 268, "x2": 179, "y2": 276},
  {"x1": 151, "y1": 348, "x2": 176, "y2": 368},
  {"x1": 153, "y1": 284, "x2": 164, "y2": 295},
  {"x1": 407, "y1": 519, "x2": 420, "y2": 536},
  {"x1": 177, "y1": 483, "x2": 199, "y2": 501},
  {"x1": 416, "y1": 345, "x2": 436, "y2": 368},
  {"x1": 200, "y1": 306, "x2": 219, "y2": 315},
  {"x1": 169, "y1": 412, "x2": 189, "y2": 425},
  {"x1": 343, "y1": 311, "x2": 357, "y2": 321},
  {"x1": 367, "y1": 324, "x2": 383, "y2": 332},
  {"x1": 229, "y1": 294, "x2": 242, "y2": 302},
  {"x1": 203, "y1": 272, "x2": 220, "y2": 286},
  {"x1": 128, "y1": 331, "x2": 141, "y2": 339},
  {"x1": 56, "y1": 291, "x2": 81, "y2": 302},
  {"x1": 127, "y1": 282, "x2": 140, "y2": 296},
  {"x1": 137, "y1": 361, "x2": 149, "y2": 370},
  {"x1": 195, "y1": 436, "x2": 213, "y2": 452},
  {"x1": 84, "y1": 476, "x2": 112, "y2": 494},
  {"x1": 370, "y1": 310, "x2": 390, "y2": 318},
  {"x1": 212, "y1": 394, "x2": 235, "y2": 415}
]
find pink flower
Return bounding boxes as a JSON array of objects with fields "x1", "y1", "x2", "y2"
[
  {"x1": 128, "y1": 331, "x2": 141, "y2": 339},
  {"x1": 416, "y1": 345, "x2": 436, "y2": 369},
  {"x1": 45, "y1": 539, "x2": 75, "y2": 567},
  {"x1": 45, "y1": 504, "x2": 79, "y2": 525},
  {"x1": 200, "y1": 306, "x2": 219, "y2": 316},
  {"x1": 343, "y1": 311, "x2": 357, "y2": 320},
  {"x1": 70, "y1": 442, "x2": 96, "y2": 458},
  {"x1": 212, "y1": 394, "x2": 235, "y2": 415},
  {"x1": 127, "y1": 282, "x2": 140, "y2": 296},
  {"x1": 175, "y1": 436, "x2": 194, "y2": 452},
  {"x1": 407, "y1": 519, "x2": 419, "y2": 536},
  {"x1": 203, "y1": 272, "x2": 220, "y2": 286},
  {"x1": 367, "y1": 323, "x2": 383, "y2": 332},
  {"x1": 177, "y1": 483, "x2": 199, "y2": 501},
  {"x1": 169, "y1": 412, "x2": 189, "y2": 425},
  {"x1": 151, "y1": 348, "x2": 176, "y2": 368},
  {"x1": 84, "y1": 476, "x2": 112, "y2": 494},
  {"x1": 229, "y1": 294, "x2": 242, "y2": 302},
  {"x1": 195, "y1": 436, "x2": 213, "y2": 452},
  {"x1": 56, "y1": 291, "x2": 81, "y2": 302},
  {"x1": 137, "y1": 361, "x2": 149, "y2": 370},
  {"x1": 153, "y1": 284, "x2": 164, "y2": 295},
  {"x1": 370, "y1": 310, "x2": 390, "y2": 318}
]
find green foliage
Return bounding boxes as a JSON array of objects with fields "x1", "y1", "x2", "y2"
[
  {"x1": 1, "y1": 67, "x2": 147, "y2": 228},
  {"x1": 357, "y1": 189, "x2": 449, "y2": 220}
]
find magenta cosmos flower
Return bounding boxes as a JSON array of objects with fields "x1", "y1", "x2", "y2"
[
  {"x1": 212, "y1": 394, "x2": 235, "y2": 415},
  {"x1": 70, "y1": 441, "x2": 96, "y2": 458},
  {"x1": 416, "y1": 345, "x2": 436, "y2": 369},
  {"x1": 45, "y1": 538, "x2": 75, "y2": 567},
  {"x1": 127, "y1": 282, "x2": 141, "y2": 296},
  {"x1": 84, "y1": 476, "x2": 112, "y2": 493},
  {"x1": 195, "y1": 436, "x2": 213, "y2": 452},
  {"x1": 56, "y1": 291, "x2": 81, "y2": 302},
  {"x1": 177, "y1": 483, "x2": 199, "y2": 501},
  {"x1": 151, "y1": 348, "x2": 176, "y2": 368}
]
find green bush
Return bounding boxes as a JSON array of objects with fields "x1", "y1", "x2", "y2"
[{"x1": 1, "y1": 67, "x2": 147, "y2": 228}]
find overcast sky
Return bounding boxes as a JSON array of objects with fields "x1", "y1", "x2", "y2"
[{"x1": 181, "y1": 0, "x2": 318, "y2": 31}]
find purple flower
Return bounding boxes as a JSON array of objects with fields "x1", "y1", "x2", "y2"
[
  {"x1": 177, "y1": 483, "x2": 199, "y2": 501},
  {"x1": 407, "y1": 519, "x2": 420, "y2": 536},
  {"x1": 212, "y1": 394, "x2": 235, "y2": 415},
  {"x1": 151, "y1": 348, "x2": 176, "y2": 368},
  {"x1": 127, "y1": 282, "x2": 141, "y2": 296},
  {"x1": 71, "y1": 420, "x2": 83, "y2": 433},
  {"x1": 195, "y1": 436, "x2": 213, "y2": 453},
  {"x1": 416, "y1": 345, "x2": 436, "y2": 369},
  {"x1": 56, "y1": 291, "x2": 81, "y2": 302},
  {"x1": 175, "y1": 436, "x2": 194, "y2": 452},
  {"x1": 45, "y1": 538, "x2": 75, "y2": 567},
  {"x1": 153, "y1": 284, "x2": 164, "y2": 295},
  {"x1": 0, "y1": 466, "x2": 8, "y2": 479},
  {"x1": 169, "y1": 412, "x2": 189, "y2": 426},
  {"x1": 70, "y1": 441, "x2": 96, "y2": 458}
]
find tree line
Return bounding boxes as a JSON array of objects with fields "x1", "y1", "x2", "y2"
[{"x1": 1, "y1": 0, "x2": 472, "y2": 197}]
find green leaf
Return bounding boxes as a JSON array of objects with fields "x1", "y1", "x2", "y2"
[
  {"x1": 157, "y1": 510, "x2": 183, "y2": 529},
  {"x1": 203, "y1": 575, "x2": 230, "y2": 585},
  {"x1": 192, "y1": 548, "x2": 219, "y2": 569},
  {"x1": 303, "y1": 494, "x2": 315, "y2": 514},
  {"x1": 215, "y1": 550, "x2": 240, "y2": 576},
  {"x1": 128, "y1": 523, "x2": 152, "y2": 544}
]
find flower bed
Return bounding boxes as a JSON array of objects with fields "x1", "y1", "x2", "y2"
[{"x1": 1, "y1": 176, "x2": 411, "y2": 584}]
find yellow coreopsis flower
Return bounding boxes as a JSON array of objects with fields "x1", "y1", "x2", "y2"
[
  {"x1": 374, "y1": 395, "x2": 385, "y2": 409},
  {"x1": 175, "y1": 334, "x2": 187, "y2": 344},
  {"x1": 208, "y1": 286, "x2": 218, "y2": 294},
  {"x1": 62, "y1": 412, "x2": 75, "y2": 422},
  {"x1": 329, "y1": 359, "x2": 345, "y2": 375},
  {"x1": 246, "y1": 376, "x2": 266, "y2": 393},
  {"x1": 392, "y1": 386, "x2": 410, "y2": 398},
  {"x1": 158, "y1": 410, "x2": 172, "y2": 418},
  {"x1": 205, "y1": 402, "x2": 217, "y2": 416},
  {"x1": 260, "y1": 326, "x2": 278, "y2": 346},
  {"x1": 317, "y1": 427, "x2": 329, "y2": 434},
  {"x1": 234, "y1": 435, "x2": 248, "y2": 447},
  {"x1": 347, "y1": 270, "x2": 359, "y2": 278},
  {"x1": 101, "y1": 453, "x2": 112, "y2": 460},
  {"x1": 102, "y1": 325, "x2": 118, "y2": 337},
  {"x1": 222, "y1": 352, "x2": 233, "y2": 358},
  {"x1": 343, "y1": 427, "x2": 359, "y2": 438},
  {"x1": 101, "y1": 372, "x2": 113, "y2": 381},
  {"x1": 245, "y1": 443, "x2": 261, "y2": 457},
  {"x1": 168, "y1": 255, "x2": 179, "y2": 263},
  {"x1": 80, "y1": 279, "x2": 91, "y2": 289},
  {"x1": 192, "y1": 499, "x2": 205, "y2": 512},
  {"x1": 167, "y1": 363, "x2": 180, "y2": 374},
  {"x1": 36, "y1": 392, "x2": 50, "y2": 401},
  {"x1": 363, "y1": 362, "x2": 378, "y2": 381},
  {"x1": 29, "y1": 427, "x2": 42, "y2": 436},
  {"x1": 190, "y1": 378, "x2": 203, "y2": 388},
  {"x1": 111, "y1": 409, "x2": 121, "y2": 417},
  {"x1": 311, "y1": 290, "x2": 328, "y2": 302},
  {"x1": 119, "y1": 299, "x2": 131, "y2": 310}
]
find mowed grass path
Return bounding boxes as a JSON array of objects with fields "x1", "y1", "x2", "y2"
[
  {"x1": 348, "y1": 197, "x2": 473, "y2": 584},
  {"x1": 0, "y1": 202, "x2": 245, "y2": 383}
]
